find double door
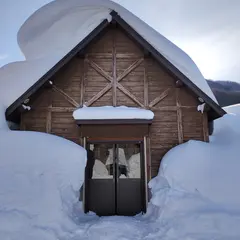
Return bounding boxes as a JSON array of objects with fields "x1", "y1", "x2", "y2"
[{"x1": 84, "y1": 141, "x2": 146, "y2": 216}]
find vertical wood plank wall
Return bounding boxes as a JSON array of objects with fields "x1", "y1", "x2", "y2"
[{"x1": 20, "y1": 26, "x2": 209, "y2": 178}]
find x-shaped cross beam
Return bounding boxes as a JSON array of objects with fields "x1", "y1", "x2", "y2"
[{"x1": 85, "y1": 58, "x2": 145, "y2": 107}]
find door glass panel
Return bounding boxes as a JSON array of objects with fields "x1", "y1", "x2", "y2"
[
  {"x1": 117, "y1": 143, "x2": 141, "y2": 179},
  {"x1": 88, "y1": 143, "x2": 113, "y2": 179}
]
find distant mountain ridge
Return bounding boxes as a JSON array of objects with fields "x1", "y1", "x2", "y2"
[{"x1": 207, "y1": 80, "x2": 240, "y2": 107}]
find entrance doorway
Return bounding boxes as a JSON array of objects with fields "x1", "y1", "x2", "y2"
[{"x1": 84, "y1": 141, "x2": 146, "y2": 216}]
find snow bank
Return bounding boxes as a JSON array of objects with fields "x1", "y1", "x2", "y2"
[
  {"x1": 224, "y1": 103, "x2": 240, "y2": 115},
  {"x1": 150, "y1": 113, "x2": 240, "y2": 208},
  {"x1": 0, "y1": 130, "x2": 86, "y2": 240},
  {"x1": 73, "y1": 106, "x2": 154, "y2": 120},
  {"x1": 146, "y1": 113, "x2": 240, "y2": 238}
]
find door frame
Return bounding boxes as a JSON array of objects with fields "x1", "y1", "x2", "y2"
[{"x1": 83, "y1": 138, "x2": 147, "y2": 215}]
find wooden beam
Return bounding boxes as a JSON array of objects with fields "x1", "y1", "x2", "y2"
[
  {"x1": 52, "y1": 85, "x2": 80, "y2": 108},
  {"x1": 143, "y1": 59, "x2": 148, "y2": 107},
  {"x1": 150, "y1": 106, "x2": 177, "y2": 111},
  {"x1": 117, "y1": 83, "x2": 145, "y2": 108},
  {"x1": 150, "y1": 106, "x2": 196, "y2": 111},
  {"x1": 85, "y1": 83, "x2": 112, "y2": 107},
  {"x1": 20, "y1": 113, "x2": 25, "y2": 130},
  {"x1": 203, "y1": 113, "x2": 209, "y2": 142},
  {"x1": 112, "y1": 30, "x2": 117, "y2": 106},
  {"x1": 46, "y1": 110, "x2": 52, "y2": 133},
  {"x1": 43, "y1": 105, "x2": 195, "y2": 113},
  {"x1": 86, "y1": 58, "x2": 112, "y2": 82},
  {"x1": 149, "y1": 88, "x2": 171, "y2": 108},
  {"x1": 147, "y1": 137, "x2": 151, "y2": 181},
  {"x1": 117, "y1": 58, "x2": 144, "y2": 82},
  {"x1": 176, "y1": 88, "x2": 183, "y2": 144},
  {"x1": 76, "y1": 119, "x2": 152, "y2": 125},
  {"x1": 84, "y1": 53, "x2": 113, "y2": 59},
  {"x1": 39, "y1": 107, "x2": 76, "y2": 112},
  {"x1": 80, "y1": 59, "x2": 86, "y2": 107},
  {"x1": 46, "y1": 93, "x2": 52, "y2": 133},
  {"x1": 84, "y1": 53, "x2": 141, "y2": 59}
]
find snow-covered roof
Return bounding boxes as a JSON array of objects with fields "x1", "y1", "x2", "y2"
[
  {"x1": 73, "y1": 106, "x2": 154, "y2": 120},
  {"x1": 0, "y1": 0, "x2": 224, "y2": 121}
]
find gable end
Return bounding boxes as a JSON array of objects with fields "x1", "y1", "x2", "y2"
[{"x1": 6, "y1": 11, "x2": 225, "y2": 121}]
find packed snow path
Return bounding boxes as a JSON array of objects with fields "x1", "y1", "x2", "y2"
[{"x1": 66, "y1": 187, "x2": 240, "y2": 240}]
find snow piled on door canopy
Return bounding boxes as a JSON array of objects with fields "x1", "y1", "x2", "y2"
[
  {"x1": 0, "y1": 0, "x2": 217, "y2": 118},
  {"x1": 73, "y1": 106, "x2": 154, "y2": 120}
]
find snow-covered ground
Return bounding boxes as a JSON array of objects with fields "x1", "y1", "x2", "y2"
[
  {"x1": 1, "y1": 106, "x2": 240, "y2": 239},
  {"x1": 224, "y1": 103, "x2": 240, "y2": 115}
]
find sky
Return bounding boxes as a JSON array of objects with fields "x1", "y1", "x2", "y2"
[{"x1": 0, "y1": 0, "x2": 240, "y2": 82}]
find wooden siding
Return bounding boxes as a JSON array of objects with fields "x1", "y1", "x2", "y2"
[{"x1": 20, "y1": 25, "x2": 208, "y2": 179}]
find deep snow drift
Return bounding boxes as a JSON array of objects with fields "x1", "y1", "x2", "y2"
[
  {"x1": 1, "y1": 110, "x2": 240, "y2": 239},
  {"x1": 0, "y1": 130, "x2": 86, "y2": 240}
]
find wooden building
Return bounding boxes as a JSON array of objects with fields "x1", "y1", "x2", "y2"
[{"x1": 5, "y1": 11, "x2": 225, "y2": 216}]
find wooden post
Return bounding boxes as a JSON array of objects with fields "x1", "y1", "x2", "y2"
[
  {"x1": 20, "y1": 113, "x2": 25, "y2": 130},
  {"x1": 203, "y1": 113, "x2": 209, "y2": 142},
  {"x1": 176, "y1": 88, "x2": 183, "y2": 144},
  {"x1": 112, "y1": 29, "x2": 117, "y2": 106},
  {"x1": 144, "y1": 59, "x2": 148, "y2": 107},
  {"x1": 46, "y1": 92, "x2": 52, "y2": 133},
  {"x1": 46, "y1": 110, "x2": 52, "y2": 133},
  {"x1": 147, "y1": 137, "x2": 151, "y2": 181},
  {"x1": 80, "y1": 58, "x2": 86, "y2": 107}
]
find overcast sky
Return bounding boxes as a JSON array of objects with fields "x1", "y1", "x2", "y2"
[{"x1": 1, "y1": 0, "x2": 240, "y2": 82}]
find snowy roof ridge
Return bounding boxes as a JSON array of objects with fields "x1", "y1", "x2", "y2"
[{"x1": 0, "y1": 0, "x2": 225, "y2": 120}]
